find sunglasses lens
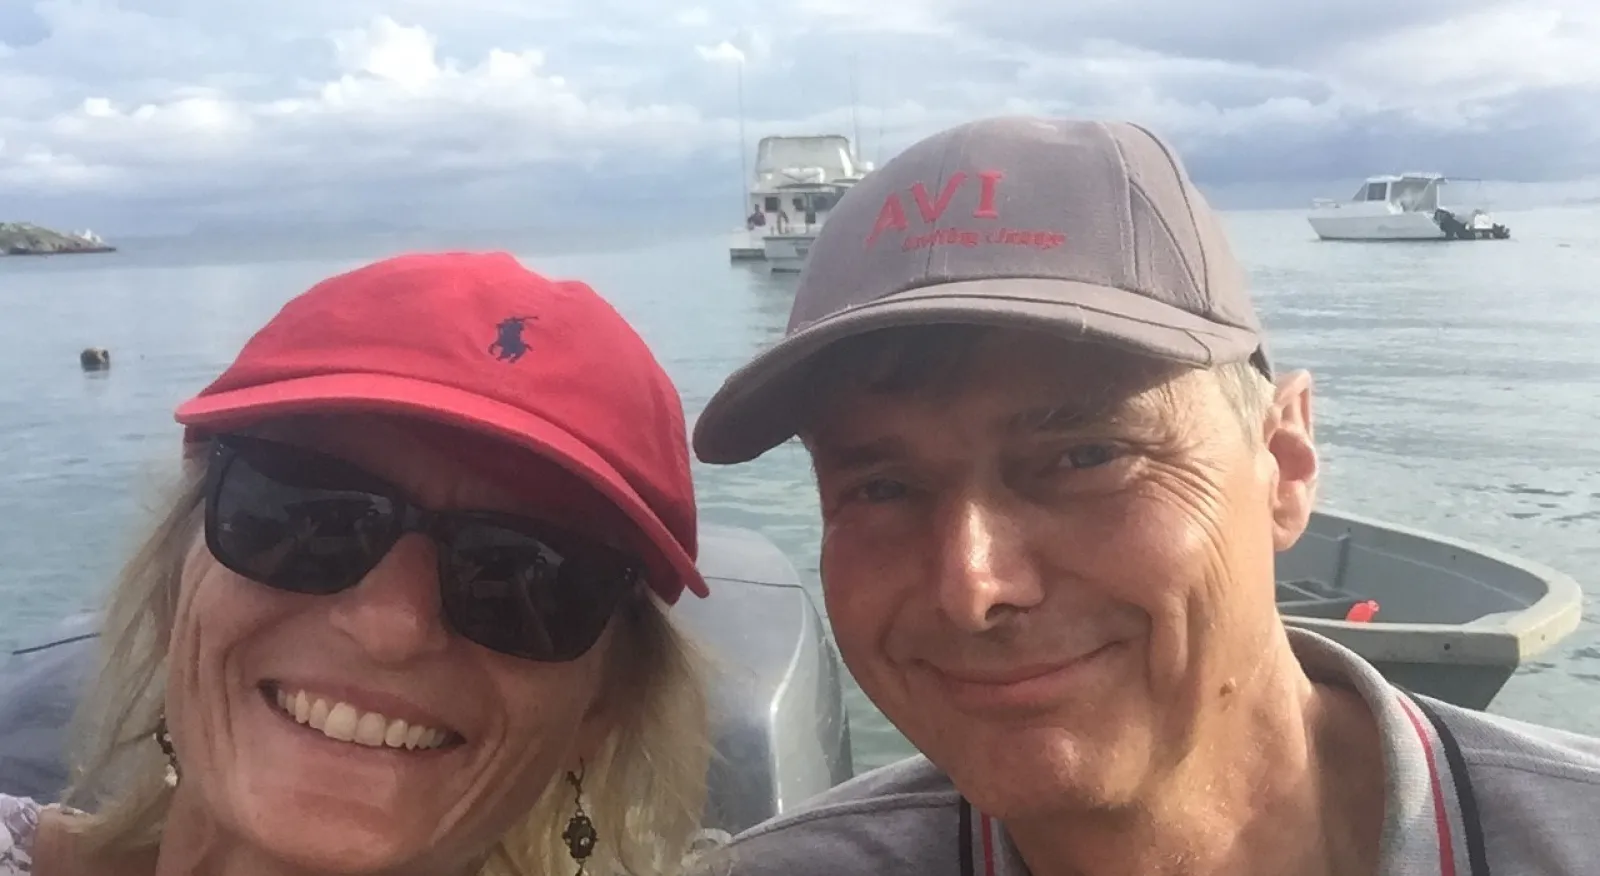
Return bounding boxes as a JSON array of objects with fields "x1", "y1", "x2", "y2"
[
  {"x1": 205, "y1": 435, "x2": 640, "y2": 662},
  {"x1": 208, "y1": 439, "x2": 401, "y2": 595},
  {"x1": 439, "y1": 517, "x2": 635, "y2": 661}
]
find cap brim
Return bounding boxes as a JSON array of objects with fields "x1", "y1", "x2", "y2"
[
  {"x1": 693, "y1": 278, "x2": 1261, "y2": 465},
  {"x1": 176, "y1": 372, "x2": 708, "y2": 602}
]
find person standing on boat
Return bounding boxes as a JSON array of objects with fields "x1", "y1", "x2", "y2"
[{"x1": 690, "y1": 116, "x2": 1600, "y2": 876}]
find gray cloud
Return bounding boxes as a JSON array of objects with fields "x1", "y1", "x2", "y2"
[
  {"x1": 1177, "y1": 84, "x2": 1600, "y2": 187},
  {"x1": 1, "y1": 0, "x2": 1597, "y2": 234},
  {"x1": 937, "y1": 0, "x2": 1511, "y2": 67},
  {"x1": 0, "y1": 5, "x2": 50, "y2": 48}
]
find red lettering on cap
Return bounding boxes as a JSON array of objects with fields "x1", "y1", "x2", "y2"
[
  {"x1": 910, "y1": 172, "x2": 966, "y2": 223},
  {"x1": 866, "y1": 196, "x2": 908, "y2": 247},
  {"x1": 864, "y1": 169, "x2": 1020, "y2": 249},
  {"x1": 973, "y1": 170, "x2": 1003, "y2": 219}
]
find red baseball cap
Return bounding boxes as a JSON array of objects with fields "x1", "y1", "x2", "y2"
[{"x1": 174, "y1": 251, "x2": 707, "y2": 603}]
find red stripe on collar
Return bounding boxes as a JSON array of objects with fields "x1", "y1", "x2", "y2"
[
  {"x1": 1398, "y1": 694, "x2": 1459, "y2": 876},
  {"x1": 979, "y1": 811, "x2": 996, "y2": 876}
]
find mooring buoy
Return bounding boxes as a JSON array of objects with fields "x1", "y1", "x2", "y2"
[{"x1": 80, "y1": 347, "x2": 110, "y2": 371}]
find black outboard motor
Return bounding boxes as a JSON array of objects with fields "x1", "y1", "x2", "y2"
[
  {"x1": 1432, "y1": 209, "x2": 1511, "y2": 241},
  {"x1": 1432, "y1": 208, "x2": 1471, "y2": 240}
]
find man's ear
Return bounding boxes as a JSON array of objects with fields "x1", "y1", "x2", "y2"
[{"x1": 1265, "y1": 370, "x2": 1317, "y2": 552}]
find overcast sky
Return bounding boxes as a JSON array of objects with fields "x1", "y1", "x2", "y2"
[{"x1": 3, "y1": 0, "x2": 1598, "y2": 234}]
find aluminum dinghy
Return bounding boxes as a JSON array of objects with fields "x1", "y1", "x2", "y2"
[{"x1": 1278, "y1": 509, "x2": 1582, "y2": 710}]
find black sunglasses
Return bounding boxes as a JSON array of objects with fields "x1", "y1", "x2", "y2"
[{"x1": 203, "y1": 433, "x2": 642, "y2": 662}]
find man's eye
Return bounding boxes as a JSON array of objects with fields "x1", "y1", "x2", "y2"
[
  {"x1": 1057, "y1": 444, "x2": 1119, "y2": 469},
  {"x1": 855, "y1": 479, "x2": 907, "y2": 502}
]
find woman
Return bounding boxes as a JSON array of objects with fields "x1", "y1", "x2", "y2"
[{"x1": 0, "y1": 252, "x2": 711, "y2": 876}]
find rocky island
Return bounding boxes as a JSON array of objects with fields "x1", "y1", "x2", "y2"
[{"x1": 0, "y1": 222, "x2": 116, "y2": 256}]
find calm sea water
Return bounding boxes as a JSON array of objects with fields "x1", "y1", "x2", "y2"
[{"x1": 2, "y1": 207, "x2": 1597, "y2": 771}]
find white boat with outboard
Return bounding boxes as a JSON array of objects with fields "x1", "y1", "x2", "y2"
[
  {"x1": 1307, "y1": 173, "x2": 1511, "y2": 241},
  {"x1": 0, "y1": 510, "x2": 1581, "y2": 838},
  {"x1": 729, "y1": 135, "x2": 871, "y2": 265}
]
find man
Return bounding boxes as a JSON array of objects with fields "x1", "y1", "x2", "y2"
[{"x1": 691, "y1": 116, "x2": 1599, "y2": 876}]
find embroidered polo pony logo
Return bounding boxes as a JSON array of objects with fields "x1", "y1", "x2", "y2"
[{"x1": 489, "y1": 315, "x2": 537, "y2": 362}]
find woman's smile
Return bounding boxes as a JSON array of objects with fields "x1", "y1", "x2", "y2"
[{"x1": 260, "y1": 683, "x2": 464, "y2": 752}]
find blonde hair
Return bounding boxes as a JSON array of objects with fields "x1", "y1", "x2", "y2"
[{"x1": 63, "y1": 454, "x2": 711, "y2": 876}]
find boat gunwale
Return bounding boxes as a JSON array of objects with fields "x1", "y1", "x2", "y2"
[{"x1": 1283, "y1": 507, "x2": 1585, "y2": 664}]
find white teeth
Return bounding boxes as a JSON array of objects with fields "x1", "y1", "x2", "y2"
[
  {"x1": 270, "y1": 688, "x2": 451, "y2": 751},
  {"x1": 324, "y1": 703, "x2": 357, "y2": 741},
  {"x1": 354, "y1": 711, "x2": 387, "y2": 746},
  {"x1": 309, "y1": 697, "x2": 329, "y2": 729}
]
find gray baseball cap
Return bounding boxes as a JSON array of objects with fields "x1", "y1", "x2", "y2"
[{"x1": 693, "y1": 115, "x2": 1270, "y2": 465}]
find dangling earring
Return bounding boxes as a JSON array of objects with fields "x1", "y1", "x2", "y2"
[
  {"x1": 560, "y1": 762, "x2": 597, "y2": 875},
  {"x1": 153, "y1": 716, "x2": 180, "y2": 788}
]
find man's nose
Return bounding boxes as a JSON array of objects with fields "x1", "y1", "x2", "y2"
[{"x1": 933, "y1": 495, "x2": 1045, "y2": 632}]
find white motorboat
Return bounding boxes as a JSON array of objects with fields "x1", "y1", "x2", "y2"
[
  {"x1": 729, "y1": 135, "x2": 871, "y2": 265},
  {"x1": 1308, "y1": 173, "x2": 1511, "y2": 241},
  {"x1": 0, "y1": 510, "x2": 1581, "y2": 835}
]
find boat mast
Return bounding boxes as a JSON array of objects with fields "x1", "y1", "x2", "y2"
[
  {"x1": 737, "y1": 58, "x2": 748, "y2": 220},
  {"x1": 849, "y1": 54, "x2": 862, "y2": 169},
  {"x1": 875, "y1": 99, "x2": 885, "y2": 166}
]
